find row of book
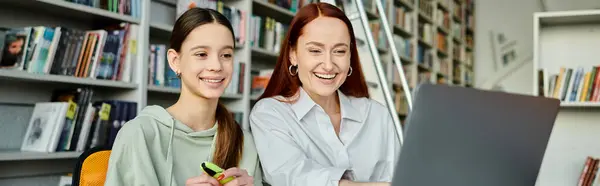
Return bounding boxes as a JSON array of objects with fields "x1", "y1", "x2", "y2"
[
  {"x1": 394, "y1": 88, "x2": 410, "y2": 116},
  {"x1": 418, "y1": 22, "x2": 434, "y2": 46},
  {"x1": 464, "y1": 68, "x2": 473, "y2": 85},
  {"x1": 417, "y1": 44, "x2": 433, "y2": 69},
  {"x1": 251, "y1": 69, "x2": 273, "y2": 97},
  {"x1": 452, "y1": 21, "x2": 462, "y2": 40},
  {"x1": 65, "y1": 0, "x2": 141, "y2": 18},
  {"x1": 435, "y1": 8, "x2": 450, "y2": 31},
  {"x1": 21, "y1": 87, "x2": 137, "y2": 153},
  {"x1": 437, "y1": 32, "x2": 448, "y2": 54},
  {"x1": 464, "y1": 50, "x2": 473, "y2": 66},
  {"x1": 0, "y1": 23, "x2": 138, "y2": 82},
  {"x1": 453, "y1": 43, "x2": 461, "y2": 61},
  {"x1": 249, "y1": 15, "x2": 289, "y2": 54},
  {"x1": 393, "y1": 35, "x2": 414, "y2": 61},
  {"x1": 466, "y1": 33, "x2": 474, "y2": 49},
  {"x1": 419, "y1": 0, "x2": 434, "y2": 18},
  {"x1": 369, "y1": 22, "x2": 388, "y2": 50},
  {"x1": 578, "y1": 156, "x2": 599, "y2": 186},
  {"x1": 148, "y1": 44, "x2": 247, "y2": 95},
  {"x1": 148, "y1": 44, "x2": 179, "y2": 89},
  {"x1": 543, "y1": 66, "x2": 600, "y2": 102},
  {"x1": 177, "y1": 0, "x2": 248, "y2": 46},
  {"x1": 418, "y1": 71, "x2": 431, "y2": 84},
  {"x1": 391, "y1": 6, "x2": 414, "y2": 34},
  {"x1": 453, "y1": 62, "x2": 462, "y2": 82},
  {"x1": 451, "y1": 0, "x2": 463, "y2": 20},
  {"x1": 392, "y1": 65, "x2": 415, "y2": 88},
  {"x1": 439, "y1": 59, "x2": 450, "y2": 77}
]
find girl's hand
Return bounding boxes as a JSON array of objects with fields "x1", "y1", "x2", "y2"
[
  {"x1": 186, "y1": 173, "x2": 220, "y2": 186},
  {"x1": 222, "y1": 167, "x2": 254, "y2": 186}
]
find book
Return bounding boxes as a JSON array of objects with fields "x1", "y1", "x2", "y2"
[
  {"x1": 0, "y1": 23, "x2": 138, "y2": 83},
  {"x1": 20, "y1": 102, "x2": 70, "y2": 152}
]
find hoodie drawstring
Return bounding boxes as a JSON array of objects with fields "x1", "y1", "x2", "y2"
[{"x1": 167, "y1": 117, "x2": 176, "y2": 186}]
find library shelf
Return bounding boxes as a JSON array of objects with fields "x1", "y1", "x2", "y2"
[
  {"x1": 437, "y1": 1, "x2": 449, "y2": 12},
  {"x1": 560, "y1": 102, "x2": 600, "y2": 108},
  {"x1": 251, "y1": 47, "x2": 279, "y2": 62},
  {"x1": 532, "y1": 9, "x2": 600, "y2": 185},
  {"x1": 252, "y1": 0, "x2": 294, "y2": 23},
  {"x1": 453, "y1": 36, "x2": 462, "y2": 44},
  {"x1": 438, "y1": 26, "x2": 449, "y2": 35},
  {"x1": 418, "y1": 11, "x2": 433, "y2": 24},
  {"x1": 365, "y1": 10, "x2": 379, "y2": 20},
  {"x1": 5, "y1": 0, "x2": 140, "y2": 24},
  {"x1": 400, "y1": 56, "x2": 413, "y2": 64},
  {"x1": 0, "y1": 151, "x2": 82, "y2": 161},
  {"x1": 394, "y1": 25, "x2": 413, "y2": 38},
  {"x1": 453, "y1": 14, "x2": 461, "y2": 23},
  {"x1": 154, "y1": 0, "x2": 177, "y2": 6},
  {"x1": 150, "y1": 22, "x2": 174, "y2": 34},
  {"x1": 0, "y1": 69, "x2": 138, "y2": 89},
  {"x1": 397, "y1": 0, "x2": 414, "y2": 11},
  {"x1": 437, "y1": 49, "x2": 449, "y2": 58},
  {"x1": 466, "y1": 45, "x2": 473, "y2": 51},
  {"x1": 418, "y1": 38, "x2": 433, "y2": 49},
  {"x1": 417, "y1": 63, "x2": 431, "y2": 71},
  {"x1": 536, "y1": 9, "x2": 600, "y2": 26}
]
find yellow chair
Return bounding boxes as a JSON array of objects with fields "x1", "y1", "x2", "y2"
[{"x1": 72, "y1": 147, "x2": 112, "y2": 186}]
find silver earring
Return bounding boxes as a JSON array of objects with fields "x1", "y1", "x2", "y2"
[
  {"x1": 289, "y1": 64, "x2": 298, "y2": 76},
  {"x1": 348, "y1": 67, "x2": 353, "y2": 76},
  {"x1": 176, "y1": 71, "x2": 181, "y2": 78}
]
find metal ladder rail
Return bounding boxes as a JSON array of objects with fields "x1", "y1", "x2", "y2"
[{"x1": 348, "y1": 0, "x2": 412, "y2": 145}]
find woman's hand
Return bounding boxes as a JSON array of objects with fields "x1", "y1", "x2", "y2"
[
  {"x1": 222, "y1": 167, "x2": 254, "y2": 186},
  {"x1": 185, "y1": 173, "x2": 220, "y2": 186}
]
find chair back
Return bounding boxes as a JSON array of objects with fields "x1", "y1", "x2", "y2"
[{"x1": 72, "y1": 147, "x2": 111, "y2": 186}]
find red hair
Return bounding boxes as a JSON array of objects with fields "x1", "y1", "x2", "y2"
[{"x1": 258, "y1": 2, "x2": 369, "y2": 102}]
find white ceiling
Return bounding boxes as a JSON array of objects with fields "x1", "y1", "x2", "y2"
[{"x1": 542, "y1": 0, "x2": 600, "y2": 11}]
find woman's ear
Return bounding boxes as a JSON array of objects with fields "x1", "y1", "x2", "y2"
[
  {"x1": 167, "y1": 49, "x2": 180, "y2": 75},
  {"x1": 288, "y1": 48, "x2": 298, "y2": 66}
]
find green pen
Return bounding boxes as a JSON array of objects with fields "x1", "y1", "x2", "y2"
[{"x1": 201, "y1": 161, "x2": 234, "y2": 185}]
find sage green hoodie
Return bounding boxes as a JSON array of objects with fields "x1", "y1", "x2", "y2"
[{"x1": 104, "y1": 105, "x2": 263, "y2": 186}]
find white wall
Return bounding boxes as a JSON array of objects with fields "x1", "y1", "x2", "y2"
[
  {"x1": 473, "y1": 0, "x2": 541, "y2": 94},
  {"x1": 473, "y1": 0, "x2": 600, "y2": 95}
]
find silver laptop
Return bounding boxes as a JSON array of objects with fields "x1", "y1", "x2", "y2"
[{"x1": 392, "y1": 84, "x2": 560, "y2": 186}]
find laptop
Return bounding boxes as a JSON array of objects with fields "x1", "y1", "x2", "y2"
[{"x1": 392, "y1": 84, "x2": 560, "y2": 186}]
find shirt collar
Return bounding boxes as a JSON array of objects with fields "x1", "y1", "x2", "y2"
[{"x1": 290, "y1": 87, "x2": 363, "y2": 122}]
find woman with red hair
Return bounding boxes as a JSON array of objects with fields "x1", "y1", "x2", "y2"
[{"x1": 249, "y1": 3, "x2": 399, "y2": 186}]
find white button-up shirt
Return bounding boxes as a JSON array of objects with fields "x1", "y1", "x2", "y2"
[{"x1": 249, "y1": 87, "x2": 401, "y2": 186}]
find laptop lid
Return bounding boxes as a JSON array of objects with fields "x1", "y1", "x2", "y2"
[{"x1": 392, "y1": 84, "x2": 560, "y2": 186}]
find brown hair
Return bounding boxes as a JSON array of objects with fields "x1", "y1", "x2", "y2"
[
  {"x1": 259, "y1": 2, "x2": 369, "y2": 101},
  {"x1": 170, "y1": 7, "x2": 243, "y2": 169}
]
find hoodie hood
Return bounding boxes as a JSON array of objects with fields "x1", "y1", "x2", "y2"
[
  {"x1": 138, "y1": 105, "x2": 218, "y2": 186},
  {"x1": 138, "y1": 105, "x2": 218, "y2": 137}
]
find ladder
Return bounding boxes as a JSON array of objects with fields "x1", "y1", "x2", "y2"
[{"x1": 323, "y1": 0, "x2": 414, "y2": 145}]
